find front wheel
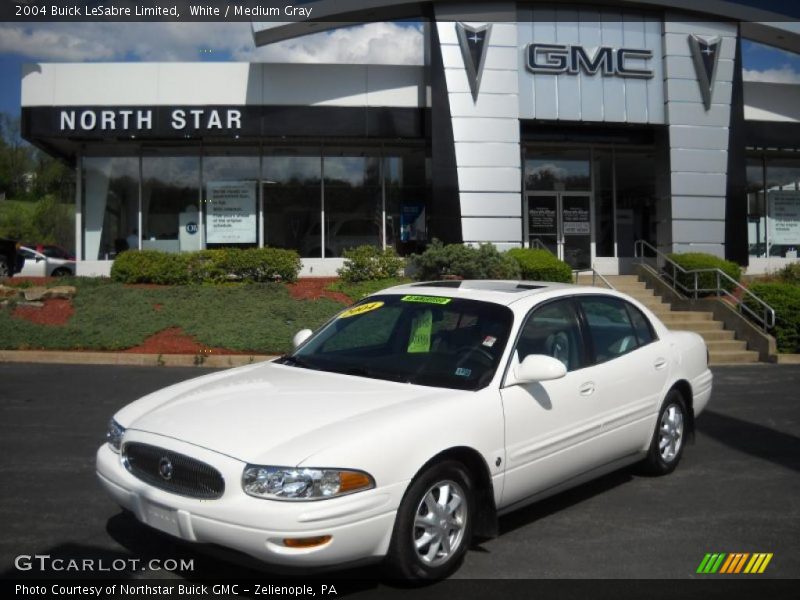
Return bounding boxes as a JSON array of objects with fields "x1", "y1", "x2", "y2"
[
  {"x1": 385, "y1": 461, "x2": 473, "y2": 580},
  {"x1": 640, "y1": 389, "x2": 688, "y2": 475}
]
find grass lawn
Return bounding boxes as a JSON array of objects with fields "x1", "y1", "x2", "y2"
[{"x1": 0, "y1": 278, "x2": 344, "y2": 354}]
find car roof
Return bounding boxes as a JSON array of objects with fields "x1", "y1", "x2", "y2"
[{"x1": 376, "y1": 280, "x2": 591, "y2": 306}]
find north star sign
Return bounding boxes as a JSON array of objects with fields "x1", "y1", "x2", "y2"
[
  {"x1": 58, "y1": 108, "x2": 243, "y2": 132},
  {"x1": 526, "y1": 43, "x2": 654, "y2": 79}
]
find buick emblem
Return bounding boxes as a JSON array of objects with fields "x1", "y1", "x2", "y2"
[{"x1": 158, "y1": 457, "x2": 173, "y2": 481}]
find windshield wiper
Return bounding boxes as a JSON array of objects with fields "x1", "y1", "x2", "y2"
[{"x1": 277, "y1": 354, "x2": 318, "y2": 370}]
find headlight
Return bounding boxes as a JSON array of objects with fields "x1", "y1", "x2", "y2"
[
  {"x1": 242, "y1": 465, "x2": 374, "y2": 501},
  {"x1": 106, "y1": 419, "x2": 125, "y2": 453}
]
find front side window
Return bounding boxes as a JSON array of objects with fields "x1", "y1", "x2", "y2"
[
  {"x1": 515, "y1": 299, "x2": 584, "y2": 372},
  {"x1": 286, "y1": 295, "x2": 513, "y2": 390},
  {"x1": 579, "y1": 296, "x2": 640, "y2": 363}
]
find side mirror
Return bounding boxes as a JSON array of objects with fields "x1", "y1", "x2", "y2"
[
  {"x1": 508, "y1": 354, "x2": 567, "y2": 386},
  {"x1": 35, "y1": 256, "x2": 45, "y2": 263},
  {"x1": 292, "y1": 329, "x2": 313, "y2": 349}
]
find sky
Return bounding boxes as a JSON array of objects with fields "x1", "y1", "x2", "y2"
[{"x1": 0, "y1": 21, "x2": 799, "y2": 117}]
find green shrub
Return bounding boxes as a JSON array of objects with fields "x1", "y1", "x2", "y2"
[
  {"x1": 506, "y1": 248, "x2": 573, "y2": 283},
  {"x1": 776, "y1": 262, "x2": 800, "y2": 285},
  {"x1": 667, "y1": 252, "x2": 742, "y2": 295},
  {"x1": 111, "y1": 248, "x2": 301, "y2": 285},
  {"x1": 745, "y1": 282, "x2": 800, "y2": 353},
  {"x1": 408, "y1": 240, "x2": 521, "y2": 281},
  {"x1": 111, "y1": 250, "x2": 191, "y2": 285},
  {"x1": 337, "y1": 245, "x2": 405, "y2": 282}
]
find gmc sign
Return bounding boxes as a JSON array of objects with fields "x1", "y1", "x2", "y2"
[{"x1": 526, "y1": 43, "x2": 654, "y2": 79}]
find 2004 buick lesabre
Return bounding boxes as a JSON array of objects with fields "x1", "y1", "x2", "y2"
[{"x1": 97, "y1": 280, "x2": 712, "y2": 579}]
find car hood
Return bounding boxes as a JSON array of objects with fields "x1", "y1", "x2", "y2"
[{"x1": 121, "y1": 361, "x2": 456, "y2": 465}]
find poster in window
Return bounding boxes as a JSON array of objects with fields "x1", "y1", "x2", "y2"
[
  {"x1": 529, "y1": 196, "x2": 557, "y2": 235},
  {"x1": 768, "y1": 191, "x2": 800, "y2": 245},
  {"x1": 206, "y1": 181, "x2": 257, "y2": 244},
  {"x1": 562, "y1": 196, "x2": 591, "y2": 236}
]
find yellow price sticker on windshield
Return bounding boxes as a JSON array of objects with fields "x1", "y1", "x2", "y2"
[
  {"x1": 407, "y1": 310, "x2": 433, "y2": 353},
  {"x1": 338, "y1": 301, "x2": 384, "y2": 319},
  {"x1": 401, "y1": 295, "x2": 452, "y2": 305}
]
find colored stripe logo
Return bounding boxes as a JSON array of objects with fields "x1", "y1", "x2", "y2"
[{"x1": 697, "y1": 553, "x2": 773, "y2": 574}]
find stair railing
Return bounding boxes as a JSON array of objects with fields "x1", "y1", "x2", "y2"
[{"x1": 633, "y1": 240, "x2": 776, "y2": 331}]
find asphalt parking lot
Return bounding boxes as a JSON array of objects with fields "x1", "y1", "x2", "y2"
[{"x1": 0, "y1": 363, "x2": 798, "y2": 588}]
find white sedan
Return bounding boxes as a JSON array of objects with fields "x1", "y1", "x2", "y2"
[
  {"x1": 97, "y1": 280, "x2": 712, "y2": 579},
  {"x1": 17, "y1": 246, "x2": 75, "y2": 277}
]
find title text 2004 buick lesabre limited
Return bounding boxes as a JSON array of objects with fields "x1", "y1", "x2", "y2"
[{"x1": 97, "y1": 281, "x2": 712, "y2": 579}]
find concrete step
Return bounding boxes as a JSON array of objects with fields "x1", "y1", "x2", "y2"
[
  {"x1": 668, "y1": 320, "x2": 725, "y2": 331},
  {"x1": 709, "y1": 350, "x2": 760, "y2": 364},
  {"x1": 706, "y1": 340, "x2": 748, "y2": 352},
  {"x1": 658, "y1": 311, "x2": 715, "y2": 322},
  {"x1": 696, "y1": 329, "x2": 737, "y2": 342}
]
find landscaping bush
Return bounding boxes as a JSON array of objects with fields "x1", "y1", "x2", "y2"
[
  {"x1": 776, "y1": 262, "x2": 800, "y2": 285},
  {"x1": 337, "y1": 245, "x2": 405, "y2": 282},
  {"x1": 111, "y1": 248, "x2": 301, "y2": 284},
  {"x1": 667, "y1": 252, "x2": 742, "y2": 295},
  {"x1": 506, "y1": 248, "x2": 573, "y2": 283},
  {"x1": 408, "y1": 240, "x2": 520, "y2": 281},
  {"x1": 745, "y1": 282, "x2": 800, "y2": 353}
]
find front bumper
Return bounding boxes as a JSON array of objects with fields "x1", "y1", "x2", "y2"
[{"x1": 96, "y1": 431, "x2": 404, "y2": 567}]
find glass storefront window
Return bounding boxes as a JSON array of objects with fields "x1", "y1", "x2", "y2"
[
  {"x1": 82, "y1": 157, "x2": 139, "y2": 260},
  {"x1": 525, "y1": 149, "x2": 591, "y2": 191},
  {"x1": 324, "y1": 155, "x2": 382, "y2": 257},
  {"x1": 141, "y1": 155, "x2": 200, "y2": 253},
  {"x1": 203, "y1": 152, "x2": 260, "y2": 249},
  {"x1": 746, "y1": 157, "x2": 766, "y2": 257},
  {"x1": 386, "y1": 150, "x2": 430, "y2": 255},
  {"x1": 614, "y1": 151, "x2": 657, "y2": 257},
  {"x1": 765, "y1": 158, "x2": 800, "y2": 257},
  {"x1": 593, "y1": 149, "x2": 614, "y2": 257},
  {"x1": 263, "y1": 154, "x2": 321, "y2": 257}
]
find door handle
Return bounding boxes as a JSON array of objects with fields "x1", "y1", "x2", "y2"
[
  {"x1": 579, "y1": 382, "x2": 595, "y2": 396},
  {"x1": 654, "y1": 358, "x2": 667, "y2": 370}
]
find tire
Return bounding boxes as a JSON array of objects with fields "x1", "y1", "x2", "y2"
[
  {"x1": 0, "y1": 260, "x2": 9, "y2": 279},
  {"x1": 640, "y1": 389, "x2": 688, "y2": 476},
  {"x1": 51, "y1": 268, "x2": 71, "y2": 277},
  {"x1": 385, "y1": 461, "x2": 474, "y2": 580}
]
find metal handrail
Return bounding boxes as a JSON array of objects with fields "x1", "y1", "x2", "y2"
[
  {"x1": 633, "y1": 239, "x2": 776, "y2": 331},
  {"x1": 572, "y1": 266, "x2": 615, "y2": 289},
  {"x1": 529, "y1": 238, "x2": 550, "y2": 252}
]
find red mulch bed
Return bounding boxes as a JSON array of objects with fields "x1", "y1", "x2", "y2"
[
  {"x1": 123, "y1": 327, "x2": 250, "y2": 355},
  {"x1": 12, "y1": 299, "x2": 74, "y2": 326},
  {"x1": 5, "y1": 277, "x2": 57, "y2": 287},
  {"x1": 287, "y1": 277, "x2": 350, "y2": 304}
]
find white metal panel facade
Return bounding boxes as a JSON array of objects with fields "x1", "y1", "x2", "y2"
[{"x1": 517, "y1": 6, "x2": 665, "y2": 123}]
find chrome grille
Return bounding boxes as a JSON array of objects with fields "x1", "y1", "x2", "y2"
[{"x1": 122, "y1": 442, "x2": 225, "y2": 499}]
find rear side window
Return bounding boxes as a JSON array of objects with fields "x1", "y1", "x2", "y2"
[
  {"x1": 626, "y1": 303, "x2": 656, "y2": 346},
  {"x1": 578, "y1": 296, "x2": 640, "y2": 363}
]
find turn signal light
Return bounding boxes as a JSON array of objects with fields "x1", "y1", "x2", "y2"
[
  {"x1": 339, "y1": 471, "x2": 373, "y2": 494},
  {"x1": 283, "y1": 536, "x2": 332, "y2": 548}
]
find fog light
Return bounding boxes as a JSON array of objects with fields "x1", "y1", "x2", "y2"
[{"x1": 283, "y1": 535, "x2": 332, "y2": 548}]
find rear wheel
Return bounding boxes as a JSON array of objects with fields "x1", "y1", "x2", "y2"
[
  {"x1": 51, "y1": 267, "x2": 71, "y2": 277},
  {"x1": 641, "y1": 389, "x2": 687, "y2": 475},
  {"x1": 385, "y1": 460, "x2": 473, "y2": 580},
  {"x1": 0, "y1": 260, "x2": 9, "y2": 279}
]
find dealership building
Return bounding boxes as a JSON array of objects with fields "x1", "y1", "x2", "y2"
[{"x1": 19, "y1": 1, "x2": 800, "y2": 276}]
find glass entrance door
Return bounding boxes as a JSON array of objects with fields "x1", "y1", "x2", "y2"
[{"x1": 528, "y1": 192, "x2": 592, "y2": 270}]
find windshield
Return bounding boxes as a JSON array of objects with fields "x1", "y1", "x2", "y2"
[{"x1": 282, "y1": 294, "x2": 514, "y2": 391}]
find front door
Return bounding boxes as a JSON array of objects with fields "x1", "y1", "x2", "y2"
[{"x1": 527, "y1": 192, "x2": 592, "y2": 270}]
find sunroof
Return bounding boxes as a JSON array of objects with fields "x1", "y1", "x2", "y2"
[
  {"x1": 411, "y1": 281, "x2": 547, "y2": 293},
  {"x1": 411, "y1": 281, "x2": 463, "y2": 288}
]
